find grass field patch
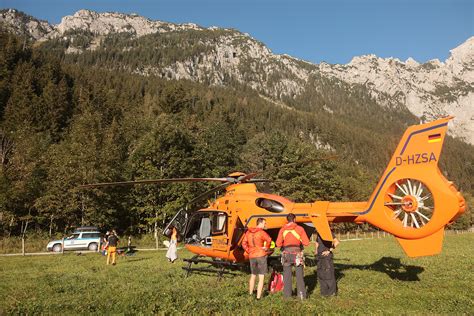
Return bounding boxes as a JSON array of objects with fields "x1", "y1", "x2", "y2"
[{"x1": 0, "y1": 234, "x2": 473, "y2": 314}]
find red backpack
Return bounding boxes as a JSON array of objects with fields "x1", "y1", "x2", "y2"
[{"x1": 268, "y1": 270, "x2": 284, "y2": 293}]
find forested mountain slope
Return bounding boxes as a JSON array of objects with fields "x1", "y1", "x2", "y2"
[
  {"x1": 2, "y1": 8, "x2": 472, "y2": 144},
  {"x1": 0, "y1": 13, "x2": 472, "y2": 235}
]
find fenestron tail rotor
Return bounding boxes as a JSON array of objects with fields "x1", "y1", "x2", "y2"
[{"x1": 384, "y1": 178, "x2": 434, "y2": 229}]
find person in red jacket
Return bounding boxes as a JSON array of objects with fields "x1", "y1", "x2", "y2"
[
  {"x1": 242, "y1": 217, "x2": 272, "y2": 300},
  {"x1": 276, "y1": 213, "x2": 310, "y2": 299}
]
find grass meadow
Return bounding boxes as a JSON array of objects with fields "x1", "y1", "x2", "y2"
[{"x1": 0, "y1": 234, "x2": 472, "y2": 315}]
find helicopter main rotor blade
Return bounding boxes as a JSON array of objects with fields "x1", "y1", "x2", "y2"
[
  {"x1": 188, "y1": 182, "x2": 231, "y2": 206},
  {"x1": 78, "y1": 177, "x2": 231, "y2": 189},
  {"x1": 238, "y1": 155, "x2": 338, "y2": 182},
  {"x1": 247, "y1": 179, "x2": 274, "y2": 183}
]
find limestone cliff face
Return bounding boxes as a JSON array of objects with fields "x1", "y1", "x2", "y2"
[
  {"x1": 1, "y1": 8, "x2": 472, "y2": 144},
  {"x1": 0, "y1": 9, "x2": 53, "y2": 40},
  {"x1": 318, "y1": 37, "x2": 474, "y2": 144},
  {"x1": 1, "y1": 9, "x2": 316, "y2": 103},
  {"x1": 52, "y1": 9, "x2": 201, "y2": 37}
]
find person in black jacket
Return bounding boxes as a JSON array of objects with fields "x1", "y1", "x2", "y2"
[
  {"x1": 106, "y1": 230, "x2": 119, "y2": 265},
  {"x1": 315, "y1": 230, "x2": 340, "y2": 296}
]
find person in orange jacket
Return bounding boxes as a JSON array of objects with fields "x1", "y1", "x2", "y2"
[
  {"x1": 276, "y1": 213, "x2": 310, "y2": 299},
  {"x1": 242, "y1": 217, "x2": 272, "y2": 300}
]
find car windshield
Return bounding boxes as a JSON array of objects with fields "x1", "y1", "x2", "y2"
[
  {"x1": 82, "y1": 233, "x2": 101, "y2": 238},
  {"x1": 67, "y1": 233, "x2": 80, "y2": 240}
]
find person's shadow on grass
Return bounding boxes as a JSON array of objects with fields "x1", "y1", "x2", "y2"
[
  {"x1": 304, "y1": 256, "x2": 424, "y2": 295},
  {"x1": 334, "y1": 256, "x2": 424, "y2": 282}
]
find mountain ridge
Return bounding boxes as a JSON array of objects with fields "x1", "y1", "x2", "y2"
[{"x1": 1, "y1": 8, "x2": 473, "y2": 144}]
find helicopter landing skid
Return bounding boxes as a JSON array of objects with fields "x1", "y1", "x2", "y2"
[{"x1": 182, "y1": 255, "x2": 245, "y2": 280}]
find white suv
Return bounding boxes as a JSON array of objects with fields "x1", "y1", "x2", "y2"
[{"x1": 47, "y1": 230, "x2": 102, "y2": 252}]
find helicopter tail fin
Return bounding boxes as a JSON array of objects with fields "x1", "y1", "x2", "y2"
[
  {"x1": 395, "y1": 228, "x2": 444, "y2": 257},
  {"x1": 357, "y1": 116, "x2": 465, "y2": 257}
]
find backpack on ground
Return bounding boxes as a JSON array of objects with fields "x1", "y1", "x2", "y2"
[{"x1": 268, "y1": 270, "x2": 284, "y2": 293}]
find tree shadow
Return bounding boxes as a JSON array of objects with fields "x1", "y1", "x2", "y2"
[{"x1": 304, "y1": 256, "x2": 424, "y2": 295}]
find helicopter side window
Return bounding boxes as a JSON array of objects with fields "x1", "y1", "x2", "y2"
[
  {"x1": 212, "y1": 212, "x2": 227, "y2": 235},
  {"x1": 256, "y1": 198, "x2": 284, "y2": 213},
  {"x1": 199, "y1": 217, "x2": 211, "y2": 240}
]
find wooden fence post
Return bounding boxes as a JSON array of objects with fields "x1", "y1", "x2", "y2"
[{"x1": 61, "y1": 238, "x2": 65, "y2": 254}]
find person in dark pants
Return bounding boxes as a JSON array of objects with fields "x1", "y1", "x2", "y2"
[
  {"x1": 276, "y1": 213, "x2": 310, "y2": 300},
  {"x1": 315, "y1": 230, "x2": 340, "y2": 296}
]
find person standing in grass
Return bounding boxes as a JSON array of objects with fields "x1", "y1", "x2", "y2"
[
  {"x1": 242, "y1": 218, "x2": 272, "y2": 300},
  {"x1": 101, "y1": 231, "x2": 110, "y2": 256},
  {"x1": 276, "y1": 213, "x2": 310, "y2": 300},
  {"x1": 166, "y1": 226, "x2": 178, "y2": 263},
  {"x1": 315, "y1": 230, "x2": 340, "y2": 296},
  {"x1": 106, "y1": 230, "x2": 119, "y2": 265}
]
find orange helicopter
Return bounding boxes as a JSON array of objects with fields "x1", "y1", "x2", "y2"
[{"x1": 80, "y1": 116, "x2": 465, "y2": 274}]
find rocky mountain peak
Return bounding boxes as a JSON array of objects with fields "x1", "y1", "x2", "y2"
[
  {"x1": 52, "y1": 9, "x2": 203, "y2": 38},
  {"x1": 1, "y1": 9, "x2": 473, "y2": 144},
  {"x1": 448, "y1": 36, "x2": 474, "y2": 65},
  {"x1": 319, "y1": 37, "x2": 474, "y2": 144},
  {"x1": 445, "y1": 36, "x2": 474, "y2": 82},
  {"x1": 0, "y1": 8, "x2": 53, "y2": 40},
  {"x1": 405, "y1": 57, "x2": 420, "y2": 67},
  {"x1": 1, "y1": 9, "x2": 206, "y2": 41}
]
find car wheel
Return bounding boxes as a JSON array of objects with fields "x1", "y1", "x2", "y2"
[
  {"x1": 52, "y1": 244, "x2": 62, "y2": 252},
  {"x1": 88, "y1": 242, "x2": 98, "y2": 251}
]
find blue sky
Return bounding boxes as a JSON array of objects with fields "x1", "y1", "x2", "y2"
[{"x1": 1, "y1": 0, "x2": 472, "y2": 64}]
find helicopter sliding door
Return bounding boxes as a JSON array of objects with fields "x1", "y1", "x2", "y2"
[
  {"x1": 210, "y1": 212, "x2": 228, "y2": 251},
  {"x1": 184, "y1": 211, "x2": 228, "y2": 250},
  {"x1": 163, "y1": 209, "x2": 188, "y2": 239}
]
